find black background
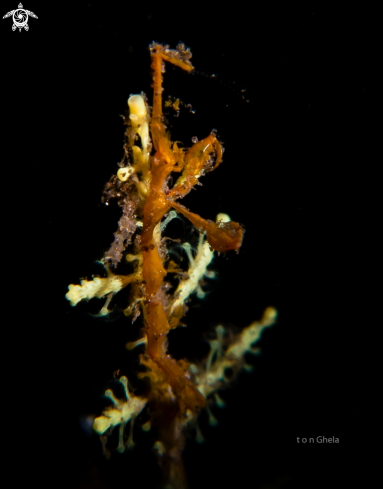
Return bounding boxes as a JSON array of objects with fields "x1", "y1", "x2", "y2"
[{"x1": 1, "y1": 1, "x2": 370, "y2": 488}]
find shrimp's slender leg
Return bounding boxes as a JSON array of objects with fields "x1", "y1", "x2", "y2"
[{"x1": 149, "y1": 44, "x2": 194, "y2": 151}]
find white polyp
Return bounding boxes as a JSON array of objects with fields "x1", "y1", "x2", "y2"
[
  {"x1": 104, "y1": 389, "x2": 119, "y2": 405},
  {"x1": 153, "y1": 440, "x2": 166, "y2": 457},
  {"x1": 214, "y1": 392, "x2": 226, "y2": 408},
  {"x1": 126, "y1": 414, "x2": 136, "y2": 448},
  {"x1": 243, "y1": 363, "x2": 254, "y2": 372},
  {"x1": 126, "y1": 253, "x2": 143, "y2": 262},
  {"x1": 205, "y1": 270, "x2": 216, "y2": 279},
  {"x1": 128, "y1": 95, "x2": 147, "y2": 120},
  {"x1": 99, "y1": 291, "x2": 113, "y2": 316},
  {"x1": 117, "y1": 421, "x2": 127, "y2": 452},
  {"x1": 138, "y1": 122, "x2": 149, "y2": 157},
  {"x1": 216, "y1": 213, "x2": 231, "y2": 223},
  {"x1": 126, "y1": 336, "x2": 148, "y2": 350},
  {"x1": 196, "y1": 285, "x2": 205, "y2": 299},
  {"x1": 206, "y1": 405, "x2": 219, "y2": 427},
  {"x1": 153, "y1": 211, "x2": 177, "y2": 246},
  {"x1": 160, "y1": 210, "x2": 177, "y2": 232},
  {"x1": 182, "y1": 242, "x2": 195, "y2": 264},
  {"x1": 262, "y1": 307, "x2": 278, "y2": 324},
  {"x1": 117, "y1": 166, "x2": 134, "y2": 182},
  {"x1": 215, "y1": 325, "x2": 225, "y2": 341},
  {"x1": 93, "y1": 415, "x2": 113, "y2": 435},
  {"x1": 131, "y1": 145, "x2": 143, "y2": 161},
  {"x1": 128, "y1": 94, "x2": 149, "y2": 160},
  {"x1": 141, "y1": 420, "x2": 151, "y2": 432},
  {"x1": 119, "y1": 376, "x2": 130, "y2": 400}
]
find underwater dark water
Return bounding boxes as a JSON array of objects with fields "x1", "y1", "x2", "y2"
[{"x1": 2, "y1": 2, "x2": 369, "y2": 488}]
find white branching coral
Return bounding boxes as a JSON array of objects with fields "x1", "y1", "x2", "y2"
[
  {"x1": 66, "y1": 276, "x2": 125, "y2": 306},
  {"x1": 117, "y1": 94, "x2": 151, "y2": 199},
  {"x1": 169, "y1": 233, "x2": 214, "y2": 314},
  {"x1": 192, "y1": 307, "x2": 278, "y2": 401},
  {"x1": 66, "y1": 268, "x2": 141, "y2": 307},
  {"x1": 169, "y1": 213, "x2": 230, "y2": 315},
  {"x1": 93, "y1": 376, "x2": 147, "y2": 451},
  {"x1": 93, "y1": 308, "x2": 278, "y2": 446}
]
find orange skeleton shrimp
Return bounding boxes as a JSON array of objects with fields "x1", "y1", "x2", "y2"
[{"x1": 66, "y1": 43, "x2": 278, "y2": 489}]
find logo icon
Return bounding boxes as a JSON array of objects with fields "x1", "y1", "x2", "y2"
[{"x1": 3, "y1": 3, "x2": 38, "y2": 31}]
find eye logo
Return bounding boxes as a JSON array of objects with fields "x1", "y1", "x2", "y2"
[{"x1": 3, "y1": 3, "x2": 38, "y2": 32}]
